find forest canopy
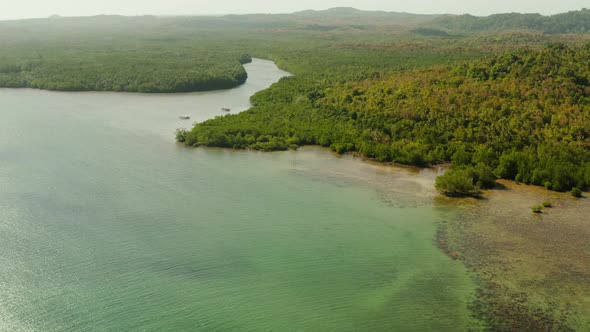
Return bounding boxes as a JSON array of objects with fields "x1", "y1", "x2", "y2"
[
  {"x1": 2, "y1": 10, "x2": 590, "y2": 192},
  {"x1": 1, "y1": 9, "x2": 589, "y2": 92},
  {"x1": 183, "y1": 44, "x2": 590, "y2": 192},
  {"x1": 0, "y1": 46, "x2": 251, "y2": 92}
]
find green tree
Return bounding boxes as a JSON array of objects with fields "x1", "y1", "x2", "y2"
[{"x1": 435, "y1": 169, "x2": 482, "y2": 197}]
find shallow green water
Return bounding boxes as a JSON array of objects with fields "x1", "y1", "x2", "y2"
[{"x1": 0, "y1": 59, "x2": 476, "y2": 331}]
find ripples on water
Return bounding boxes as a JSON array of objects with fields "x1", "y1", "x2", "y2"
[{"x1": 0, "y1": 60, "x2": 477, "y2": 331}]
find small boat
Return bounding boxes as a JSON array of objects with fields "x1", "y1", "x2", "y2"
[
  {"x1": 179, "y1": 115, "x2": 191, "y2": 120},
  {"x1": 221, "y1": 108, "x2": 231, "y2": 112}
]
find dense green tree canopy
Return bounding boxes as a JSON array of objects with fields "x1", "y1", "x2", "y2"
[
  {"x1": 1, "y1": 11, "x2": 589, "y2": 193},
  {"x1": 2, "y1": 9, "x2": 589, "y2": 92},
  {"x1": 185, "y1": 44, "x2": 590, "y2": 192},
  {"x1": 434, "y1": 8, "x2": 590, "y2": 34},
  {"x1": 0, "y1": 46, "x2": 250, "y2": 92}
]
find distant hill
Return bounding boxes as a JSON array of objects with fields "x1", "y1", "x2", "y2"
[
  {"x1": 153, "y1": 8, "x2": 590, "y2": 34},
  {"x1": 291, "y1": 7, "x2": 440, "y2": 26},
  {"x1": 214, "y1": 7, "x2": 440, "y2": 30},
  {"x1": 434, "y1": 8, "x2": 590, "y2": 34},
  {"x1": 1, "y1": 8, "x2": 589, "y2": 35}
]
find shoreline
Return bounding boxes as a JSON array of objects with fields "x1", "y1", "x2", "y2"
[
  {"x1": 232, "y1": 144, "x2": 590, "y2": 329},
  {"x1": 175, "y1": 54, "x2": 589, "y2": 328},
  {"x1": 9, "y1": 52, "x2": 589, "y2": 329},
  {"x1": 0, "y1": 59, "x2": 266, "y2": 95},
  {"x1": 0, "y1": 78, "x2": 245, "y2": 94},
  {"x1": 0, "y1": 79, "x2": 248, "y2": 94},
  {"x1": 0, "y1": 58, "x2": 288, "y2": 97}
]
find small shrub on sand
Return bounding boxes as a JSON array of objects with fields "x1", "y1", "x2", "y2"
[{"x1": 571, "y1": 188, "x2": 583, "y2": 198}]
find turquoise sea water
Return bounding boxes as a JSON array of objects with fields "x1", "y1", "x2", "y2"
[{"x1": 0, "y1": 59, "x2": 476, "y2": 331}]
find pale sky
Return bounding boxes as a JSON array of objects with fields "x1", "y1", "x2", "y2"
[{"x1": 0, "y1": 0, "x2": 587, "y2": 20}]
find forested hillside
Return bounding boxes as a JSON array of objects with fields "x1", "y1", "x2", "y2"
[
  {"x1": 434, "y1": 8, "x2": 590, "y2": 34},
  {"x1": 182, "y1": 44, "x2": 590, "y2": 192}
]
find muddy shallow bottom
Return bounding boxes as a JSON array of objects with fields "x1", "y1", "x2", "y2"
[{"x1": 437, "y1": 180, "x2": 590, "y2": 330}]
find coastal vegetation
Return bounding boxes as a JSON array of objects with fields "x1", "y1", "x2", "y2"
[
  {"x1": 185, "y1": 44, "x2": 590, "y2": 195},
  {"x1": 5, "y1": 12, "x2": 585, "y2": 194},
  {"x1": 0, "y1": 16, "x2": 257, "y2": 92},
  {"x1": 435, "y1": 169, "x2": 482, "y2": 197},
  {"x1": 434, "y1": 165, "x2": 497, "y2": 197},
  {"x1": 571, "y1": 187, "x2": 583, "y2": 198},
  {"x1": 2, "y1": 8, "x2": 589, "y2": 93},
  {"x1": 531, "y1": 201, "x2": 553, "y2": 213},
  {"x1": 0, "y1": 45, "x2": 251, "y2": 92},
  {"x1": 2, "y1": 9, "x2": 590, "y2": 330}
]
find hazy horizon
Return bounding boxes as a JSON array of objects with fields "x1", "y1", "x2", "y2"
[{"x1": 0, "y1": 0, "x2": 587, "y2": 21}]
